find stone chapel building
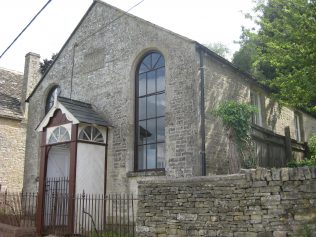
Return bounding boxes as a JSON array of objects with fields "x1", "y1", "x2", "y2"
[{"x1": 23, "y1": 0, "x2": 316, "y2": 199}]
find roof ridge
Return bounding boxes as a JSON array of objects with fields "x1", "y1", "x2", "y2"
[
  {"x1": 58, "y1": 96, "x2": 92, "y2": 107},
  {"x1": 0, "y1": 67, "x2": 23, "y2": 75}
]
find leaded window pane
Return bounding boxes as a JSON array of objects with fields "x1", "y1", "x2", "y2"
[
  {"x1": 138, "y1": 121, "x2": 147, "y2": 144},
  {"x1": 139, "y1": 73, "x2": 146, "y2": 96},
  {"x1": 46, "y1": 86, "x2": 60, "y2": 114},
  {"x1": 157, "y1": 117, "x2": 165, "y2": 142},
  {"x1": 146, "y1": 95, "x2": 156, "y2": 118},
  {"x1": 147, "y1": 119, "x2": 156, "y2": 144},
  {"x1": 139, "y1": 97, "x2": 146, "y2": 120},
  {"x1": 157, "y1": 143, "x2": 165, "y2": 168},
  {"x1": 157, "y1": 94, "x2": 165, "y2": 117},
  {"x1": 138, "y1": 146, "x2": 146, "y2": 170},
  {"x1": 156, "y1": 68, "x2": 165, "y2": 92},
  {"x1": 147, "y1": 71, "x2": 156, "y2": 94},
  {"x1": 147, "y1": 144, "x2": 156, "y2": 169}
]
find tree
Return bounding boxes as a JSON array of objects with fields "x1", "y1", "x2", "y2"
[
  {"x1": 206, "y1": 42, "x2": 230, "y2": 59},
  {"x1": 40, "y1": 53, "x2": 57, "y2": 75},
  {"x1": 233, "y1": 0, "x2": 316, "y2": 113}
]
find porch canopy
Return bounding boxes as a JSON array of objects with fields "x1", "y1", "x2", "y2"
[{"x1": 36, "y1": 96, "x2": 110, "y2": 234}]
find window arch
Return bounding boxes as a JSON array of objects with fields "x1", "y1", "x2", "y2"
[
  {"x1": 135, "y1": 52, "x2": 166, "y2": 170},
  {"x1": 79, "y1": 126, "x2": 104, "y2": 143},
  {"x1": 45, "y1": 86, "x2": 60, "y2": 114},
  {"x1": 48, "y1": 126, "x2": 70, "y2": 144}
]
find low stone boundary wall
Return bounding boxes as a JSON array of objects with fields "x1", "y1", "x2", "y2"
[
  {"x1": 0, "y1": 223, "x2": 35, "y2": 237},
  {"x1": 136, "y1": 167, "x2": 316, "y2": 237}
]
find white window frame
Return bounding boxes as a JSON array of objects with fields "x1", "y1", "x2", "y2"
[
  {"x1": 294, "y1": 113, "x2": 302, "y2": 142},
  {"x1": 251, "y1": 91, "x2": 263, "y2": 127}
]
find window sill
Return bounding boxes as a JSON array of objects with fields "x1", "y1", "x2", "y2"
[{"x1": 127, "y1": 169, "x2": 165, "y2": 178}]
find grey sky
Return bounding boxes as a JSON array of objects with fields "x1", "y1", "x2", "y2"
[{"x1": 0, "y1": 0, "x2": 255, "y2": 72}]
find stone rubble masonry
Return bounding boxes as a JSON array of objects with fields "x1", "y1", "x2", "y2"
[
  {"x1": 136, "y1": 167, "x2": 316, "y2": 237},
  {"x1": 0, "y1": 117, "x2": 26, "y2": 192}
]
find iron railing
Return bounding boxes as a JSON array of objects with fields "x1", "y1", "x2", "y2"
[
  {"x1": 43, "y1": 191, "x2": 136, "y2": 237},
  {"x1": 0, "y1": 179, "x2": 136, "y2": 237},
  {"x1": 0, "y1": 190, "x2": 37, "y2": 227}
]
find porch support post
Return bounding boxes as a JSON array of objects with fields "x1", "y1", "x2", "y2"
[
  {"x1": 68, "y1": 124, "x2": 78, "y2": 234},
  {"x1": 36, "y1": 131, "x2": 48, "y2": 235}
]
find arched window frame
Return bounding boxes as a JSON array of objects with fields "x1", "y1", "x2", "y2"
[
  {"x1": 78, "y1": 126, "x2": 105, "y2": 144},
  {"x1": 135, "y1": 51, "x2": 166, "y2": 171},
  {"x1": 45, "y1": 86, "x2": 60, "y2": 114},
  {"x1": 47, "y1": 126, "x2": 71, "y2": 144}
]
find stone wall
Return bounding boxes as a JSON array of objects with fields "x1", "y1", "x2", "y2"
[
  {"x1": 23, "y1": 1, "x2": 201, "y2": 193},
  {"x1": 0, "y1": 117, "x2": 26, "y2": 191},
  {"x1": 137, "y1": 167, "x2": 316, "y2": 237},
  {"x1": 203, "y1": 54, "x2": 316, "y2": 175}
]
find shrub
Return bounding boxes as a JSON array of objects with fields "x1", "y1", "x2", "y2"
[
  {"x1": 308, "y1": 134, "x2": 316, "y2": 158},
  {"x1": 288, "y1": 156, "x2": 316, "y2": 168}
]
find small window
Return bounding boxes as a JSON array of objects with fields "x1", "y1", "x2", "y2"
[
  {"x1": 250, "y1": 91, "x2": 263, "y2": 126},
  {"x1": 46, "y1": 86, "x2": 60, "y2": 114},
  {"x1": 294, "y1": 113, "x2": 303, "y2": 142},
  {"x1": 79, "y1": 126, "x2": 104, "y2": 143},
  {"x1": 48, "y1": 126, "x2": 70, "y2": 144}
]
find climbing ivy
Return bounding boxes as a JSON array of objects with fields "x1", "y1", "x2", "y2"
[{"x1": 212, "y1": 101, "x2": 258, "y2": 172}]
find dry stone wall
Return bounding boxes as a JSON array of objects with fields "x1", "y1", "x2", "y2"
[{"x1": 137, "y1": 167, "x2": 316, "y2": 237}]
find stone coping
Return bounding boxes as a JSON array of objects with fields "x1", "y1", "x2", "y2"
[{"x1": 137, "y1": 167, "x2": 316, "y2": 185}]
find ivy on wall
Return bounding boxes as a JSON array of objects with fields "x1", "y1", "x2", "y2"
[{"x1": 211, "y1": 101, "x2": 257, "y2": 173}]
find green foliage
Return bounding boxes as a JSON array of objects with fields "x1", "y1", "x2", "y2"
[
  {"x1": 212, "y1": 101, "x2": 257, "y2": 149},
  {"x1": 40, "y1": 53, "x2": 57, "y2": 75},
  {"x1": 205, "y1": 42, "x2": 230, "y2": 59},
  {"x1": 308, "y1": 134, "x2": 316, "y2": 158},
  {"x1": 288, "y1": 135, "x2": 316, "y2": 167},
  {"x1": 288, "y1": 156, "x2": 316, "y2": 167},
  {"x1": 233, "y1": 0, "x2": 316, "y2": 114}
]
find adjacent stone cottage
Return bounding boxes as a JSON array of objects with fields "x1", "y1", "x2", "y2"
[
  {"x1": 0, "y1": 53, "x2": 40, "y2": 191},
  {"x1": 23, "y1": 0, "x2": 316, "y2": 196}
]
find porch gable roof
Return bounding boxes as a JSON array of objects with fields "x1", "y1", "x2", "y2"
[{"x1": 36, "y1": 96, "x2": 110, "y2": 131}]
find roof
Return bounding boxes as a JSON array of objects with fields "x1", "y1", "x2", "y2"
[
  {"x1": 58, "y1": 97, "x2": 110, "y2": 127},
  {"x1": 36, "y1": 96, "x2": 110, "y2": 131},
  {"x1": 0, "y1": 67, "x2": 23, "y2": 119}
]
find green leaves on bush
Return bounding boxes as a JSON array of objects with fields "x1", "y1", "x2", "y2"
[
  {"x1": 287, "y1": 134, "x2": 316, "y2": 167},
  {"x1": 211, "y1": 101, "x2": 257, "y2": 149},
  {"x1": 288, "y1": 157, "x2": 316, "y2": 168}
]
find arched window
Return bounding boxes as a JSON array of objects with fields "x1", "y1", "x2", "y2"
[
  {"x1": 48, "y1": 126, "x2": 70, "y2": 144},
  {"x1": 79, "y1": 126, "x2": 104, "y2": 143},
  {"x1": 135, "y1": 52, "x2": 165, "y2": 170},
  {"x1": 45, "y1": 86, "x2": 60, "y2": 114}
]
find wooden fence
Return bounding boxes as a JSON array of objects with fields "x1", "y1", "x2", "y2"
[{"x1": 251, "y1": 125, "x2": 307, "y2": 168}]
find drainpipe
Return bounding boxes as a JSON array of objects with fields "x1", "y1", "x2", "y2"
[{"x1": 198, "y1": 46, "x2": 206, "y2": 176}]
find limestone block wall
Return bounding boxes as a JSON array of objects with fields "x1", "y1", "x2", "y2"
[
  {"x1": 203, "y1": 54, "x2": 316, "y2": 174},
  {"x1": 0, "y1": 117, "x2": 26, "y2": 191},
  {"x1": 23, "y1": 1, "x2": 201, "y2": 193},
  {"x1": 303, "y1": 113, "x2": 316, "y2": 141},
  {"x1": 137, "y1": 167, "x2": 316, "y2": 237},
  {"x1": 203, "y1": 55, "x2": 249, "y2": 175}
]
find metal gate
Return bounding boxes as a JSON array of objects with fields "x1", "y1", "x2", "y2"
[{"x1": 44, "y1": 177, "x2": 69, "y2": 235}]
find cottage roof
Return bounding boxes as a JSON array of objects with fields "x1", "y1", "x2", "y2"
[
  {"x1": 36, "y1": 96, "x2": 110, "y2": 131},
  {"x1": 0, "y1": 67, "x2": 23, "y2": 119}
]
